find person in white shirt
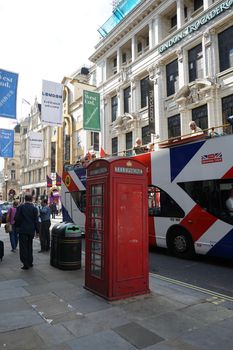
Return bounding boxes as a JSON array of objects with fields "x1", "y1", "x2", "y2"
[
  {"x1": 189, "y1": 121, "x2": 203, "y2": 136},
  {"x1": 226, "y1": 188, "x2": 233, "y2": 217}
]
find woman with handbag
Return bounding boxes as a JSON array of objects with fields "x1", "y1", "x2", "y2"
[{"x1": 6, "y1": 201, "x2": 19, "y2": 252}]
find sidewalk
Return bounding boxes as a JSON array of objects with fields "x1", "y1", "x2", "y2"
[{"x1": 1, "y1": 222, "x2": 233, "y2": 350}]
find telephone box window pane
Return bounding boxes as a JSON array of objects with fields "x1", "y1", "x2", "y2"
[
  {"x1": 91, "y1": 184, "x2": 103, "y2": 195},
  {"x1": 91, "y1": 196, "x2": 103, "y2": 206},
  {"x1": 91, "y1": 263, "x2": 102, "y2": 277},
  {"x1": 91, "y1": 242, "x2": 102, "y2": 253}
]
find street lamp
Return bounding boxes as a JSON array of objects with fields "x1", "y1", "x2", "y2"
[{"x1": 4, "y1": 175, "x2": 8, "y2": 201}]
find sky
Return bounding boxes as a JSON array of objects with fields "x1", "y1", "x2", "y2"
[{"x1": 0, "y1": 0, "x2": 113, "y2": 170}]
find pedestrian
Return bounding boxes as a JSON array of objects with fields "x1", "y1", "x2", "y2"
[
  {"x1": 0, "y1": 206, "x2": 2, "y2": 227},
  {"x1": 39, "y1": 199, "x2": 51, "y2": 252},
  {"x1": 14, "y1": 194, "x2": 39, "y2": 270},
  {"x1": 6, "y1": 200, "x2": 19, "y2": 252},
  {"x1": 226, "y1": 188, "x2": 233, "y2": 218},
  {"x1": 50, "y1": 202, "x2": 57, "y2": 219},
  {"x1": 189, "y1": 121, "x2": 203, "y2": 135}
]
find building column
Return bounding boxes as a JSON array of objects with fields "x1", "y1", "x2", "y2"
[
  {"x1": 203, "y1": 29, "x2": 215, "y2": 79},
  {"x1": 176, "y1": 48, "x2": 186, "y2": 88},
  {"x1": 154, "y1": 63, "x2": 166, "y2": 141},
  {"x1": 154, "y1": 15, "x2": 162, "y2": 46},
  {"x1": 117, "y1": 48, "x2": 121, "y2": 73},
  {"x1": 149, "y1": 19, "x2": 155, "y2": 49},
  {"x1": 131, "y1": 35, "x2": 136, "y2": 62},
  {"x1": 203, "y1": 0, "x2": 212, "y2": 10},
  {"x1": 177, "y1": 0, "x2": 185, "y2": 29}
]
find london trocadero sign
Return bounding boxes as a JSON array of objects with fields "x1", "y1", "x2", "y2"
[{"x1": 159, "y1": 0, "x2": 233, "y2": 54}]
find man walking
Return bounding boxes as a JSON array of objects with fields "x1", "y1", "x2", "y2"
[
  {"x1": 14, "y1": 195, "x2": 39, "y2": 270},
  {"x1": 39, "y1": 199, "x2": 51, "y2": 252}
]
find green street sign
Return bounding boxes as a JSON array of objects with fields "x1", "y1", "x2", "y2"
[{"x1": 83, "y1": 90, "x2": 100, "y2": 131}]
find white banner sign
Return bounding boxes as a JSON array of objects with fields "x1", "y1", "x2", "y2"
[
  {"x1": 28, "y1": 131, "x2": 43, "y2": 160},
  {"x1": 41, "y1": 80, "x2": 63, "y2": 126}
]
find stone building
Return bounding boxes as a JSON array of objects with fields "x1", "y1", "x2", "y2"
[
  {"x1": 56, "y1": 67, "x2": 97, "y2": 174},
  {"x1": 19, "y1": 99, "x2": 53, "y2": 201},
  {"x1": 90, "y1": 0, "x2": 233, "y2": 155},
  {"x1": 3, "y1": 124, "x2": 21, "y2": 201}
]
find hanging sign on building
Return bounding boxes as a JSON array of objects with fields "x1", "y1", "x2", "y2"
[
  {"x1": 83, "y1": 90, "x2": 100, "y2": 131},
  {"x1": 28, "y1": 131, "x2": 43, "y2": 160},
  {"x1": 0, "y1": 69, "x2": 18, "y2": 120},
  {"x1": 41, "y1": 80, "x2": 63, "y2": 126},
  {"x1": 0, "y1": 128, "x2": 14, "y2": 158},
  {"x1": 148, "y1": 79, "x2": 155, "y2": 134}
]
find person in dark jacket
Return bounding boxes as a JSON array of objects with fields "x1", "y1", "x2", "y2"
[
  {"x1": 15, "y1": 194, "x2": 39, "y2": 270},
  {"x1": 39, "y1": 199, "x2": 51, "y2": 252}
]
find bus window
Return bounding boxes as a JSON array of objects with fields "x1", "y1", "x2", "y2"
[
  {"x1": 70, "y1": 191, "x2": 86, "y2": 213},
  {"x1": 148, "y1": 186, "x2": 184, "y2": 218},
  {"x1": 178, "y1": 180, "x2": 233, "y2": 224}
]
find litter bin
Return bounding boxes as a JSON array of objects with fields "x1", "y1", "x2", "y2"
[{"x1": 50, "y1": 222, "x2": 82, "y2": 270}]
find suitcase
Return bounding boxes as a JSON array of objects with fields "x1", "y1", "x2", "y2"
[{"x1": 0, "y1": 240, "x2": 4, "y2": 261}]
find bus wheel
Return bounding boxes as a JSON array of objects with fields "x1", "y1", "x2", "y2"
[{"x1": 167, "y1": 230, "x2": 195, "y2": 259}]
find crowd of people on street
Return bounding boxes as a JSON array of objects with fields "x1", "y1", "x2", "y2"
[{"x1": 0, "y1": 195, "x2": 61, "y2": 270}]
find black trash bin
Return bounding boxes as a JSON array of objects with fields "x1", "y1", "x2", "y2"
[{"x1": 50, "y1": 222, "x2": 82, "y2": 270}]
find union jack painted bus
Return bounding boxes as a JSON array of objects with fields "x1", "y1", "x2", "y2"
[{"x1": 61, "y1": 133, "x2": 233, "y2": 259}]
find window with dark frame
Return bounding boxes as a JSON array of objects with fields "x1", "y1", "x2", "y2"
[
  {"x1": 123, "y1": 86, "x2": 131, "y2": 113},
  {"x1": 188, "y1": 43, "x2": 203, "y2": 82},
  {"x1": 168, "y1": 115, "x2": 181, "y2": 139},
  {"x1": 137, "y1": 42, "x2": 142, "y2": 53},
  {"x1": 166, "y1": 59, "x2": 178, "y2": 97},
  {"x1": 112, "y1": 137, "x2": 118, "y2": 156},
  {"x1": 192, "y1": 104, "x2": 208, "y2": 131},
  {"x1": 91, "y1": 132, "x2": 99, "y2": 151},
  {"x1": 142, "y1": 125, "x2": 151, "y2": 145},
  {"x1": 194, "y1": 0, "x2": 203, "y2": 11},
  {"x1": 140, "y1": 76, "x2": 149, "y2": 108},
  {"x1": 222, "y1": 94, "x2": 233, "y2": 134},
  {"x1": 171, "y1": 15, "x2": 177, "y2": 28},
  {"x1": 126, "y1": 132, "x2": 133, "y2": 156},
  {"x1": 111, "y1": 95, "x2": 118, "y2": 122},
  {"x1": 218, "y1": 25, "x2": 233, "y2": 72}
]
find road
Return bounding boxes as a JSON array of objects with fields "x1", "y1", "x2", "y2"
[{"x1": 149, "y1": 247, "x2": 233, "y2": 298}]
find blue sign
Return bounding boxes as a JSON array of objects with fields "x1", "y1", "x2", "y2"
[
  {"x1": 0, "y1": 129, "x2": 14, "y2": 158},
  {"x1": 0, "y1": 69, "x2": 18, "y2": 119}
]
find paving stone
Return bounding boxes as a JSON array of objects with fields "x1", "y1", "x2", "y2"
[
  {"x1": 0, "y1": 297, "x2": 31, "y2": 313},
  {"x1": 0, "y1": 326, "x2": 45, "y2": 350},
  {"x1": 68, "y1": 293, "x2": 112, "y2": 314},
  {"x1": 87, "y1": 306, "x2": 130, "y2": 328},
  {"x1": 0, "y1": 278, "x2": 28, "y2": 289},
  {"x1": 33, "y1": 323, "x2": 75, "y2": 347},
  {"x1": 0, "y1": 286, "x2": 30, "y2": 301},
  {"x1": 181, "y1": 301, "x2": 233, "y2": 323},
  {"x1": 0, "y1": 310, "x2": 44, "y2": 332},
  {"x1": 25, "y1": 292, "x2": 73, "y2": 318},
  {"x1": 25, "y1": 280, "x2": 76, "y2": 295},
  {"x1": 62, "y1": 316, "x2": 105, "y2": 338},
  {"x1": 119, "y1": 294, "x2": 184, "y2": 321},
  {"x1": 113, "y1": 322, "x2": 164, "y2": 349},
  {"x1": 139, "y1": 309, "x2": 206, "y2": 339},
  {"x1": 145, "y1": 338, "x2": 201, "y2": 350},
  {"x1": 67, "y1": 329, "x2": 136, "y2": 350}
]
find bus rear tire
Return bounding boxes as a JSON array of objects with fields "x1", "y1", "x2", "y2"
[{"x1": 167, "y1": 229, "x2": 195, "y2": 259}]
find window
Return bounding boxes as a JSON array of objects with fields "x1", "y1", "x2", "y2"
[
  {"x1": 218, "y1": 25, "x2": 233, "y2": 72},
  {"x1": 178, "y1": 179, "x2": 233, "y2": 224},
  {"x1": 171, "y1": 15, "x2": 177, "y2": 28},
  {"x1": 194, "y1": 0, "x2": 203, "y2": 11},
  {"x1": 91, "y1": 132, "x2": 99, "y2": 151},
  {"x1": 137, "y1": 42, "x2": 142, "y2": 53},
  {"x1": 111, "y1": 95, "x2": 118, "y2": 122},
  {"x1": 188, "y1": 44, "x2": 203, "y2": 82},
  {"x1": 11, "y1": 170, "x2": 16, "y2": 180},
  {"x1": 51, "y1": 142, "x2": 56, "y2": 173},
  {"x1": 122, "y1": 53, "x2": 127, "y2": 63},
  {"x1": 148, "y1": 186, "x2": 184, "y2": 217},
  {"x1": 123, "y1": 86, "x2": 131, "y2": 113},
  {"x1": 192, "y1": 104, "x2": 208, "y2": 131},
  {"x1": 112, "y1": 137, "x2": 118, "y2": 156},
  {"x1": 142, "y1": 125, "x2": 151, "y2": 145},
  {"x1": 168, "y1": 115, "x2": 181, "y2": 138},
  {"x1": 113, "y1": 57, "x2": 117, "y2": 67},
  {"x1": 140, "y1": 76, "x2": 149, "y2": 108},
  {"x1": 71, "y1": 191, "x2": 86, "y2": 213},
  {"x1": 126, "y1": 132, "x2": 133, "y2": 156},
  {"x1": 166, "y1": 59, "x2": 179, "y2": 97},
  {"x1": 222, "y1": 94, "x2": 233, "y2": 134}
]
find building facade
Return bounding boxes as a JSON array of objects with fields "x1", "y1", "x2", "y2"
[
  {"x1": 57, "y1": 67, "x2": 99, "y2": 172},
  {"x1": 19, "y1": 99, "x2": 53, "y2": 201},
  {"x1": 3, "y1": 124, "x2": 21, "y2": 201},
  {"x1": 90, "y1": 0, "x2": 233, "y2": 155}
]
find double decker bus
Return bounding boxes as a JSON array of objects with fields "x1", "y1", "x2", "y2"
[{"x1": 61, "y1": 133, "x2": 233, "y2": 259}]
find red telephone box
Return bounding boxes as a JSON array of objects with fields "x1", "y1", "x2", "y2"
[{"x1": 85, "y1": 157, "x2": 149, "y2": 301}]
